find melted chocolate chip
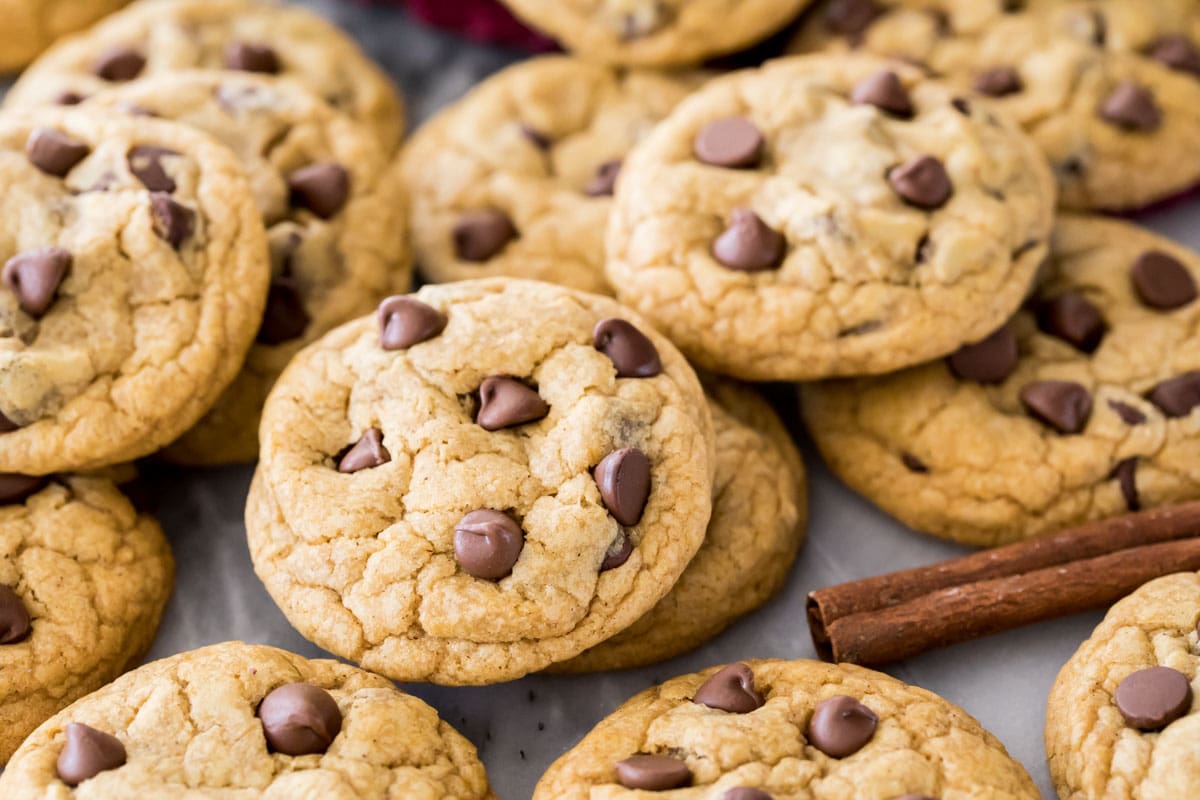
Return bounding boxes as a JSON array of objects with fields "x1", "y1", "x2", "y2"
[
  {"x1": 128, "y1": 145, "x2": 179, "y2": 192},
  {"x1": 454, "y1": 510, "x2": 525, "y2": 580},
  {"x1": 338, "y1": 429, "x2": 390, "y2": 473},
  {"x1": 1131, "y1": 250, "x2": 1197, "y2": 310},
  {"x1": 0, "y1": 584, "x2": 31, "y2": 644},
  {"x1": 946, "y1": 324, "x2": 1018, "y2": 384},
  {"x1": 224, "y1": 42, "x2": 280, "y2": 73},
  {"x1": 258, "y1": 683, "x2": 343, "y2": 755},
  {"x1": 807, "y1": 695, "x2": 878, "y2": 758},
  {"x1": 600, "y1": 533, "x2": 633, "y2": 571},
  {"x1": 1112, "y1": 457, "x2": 1140, "y2": 511},
  {"x1": 614, "y1": 754, "x2": 692, "y2": 791},
  {"x1": 585, "y1": 160, "x2": 622, "y2": 197},
  {"x1": 476, "y1": 376, "x2": 549, "y2": 430},
  {"x1": 693, "y1": 663, "x2": 764, "y2": 713},
  {"x1": 825, "y1": 0, "x2": 883, "y2": 35},
  {"x1": 149, "y1": 193, "x2": 195, "y2": 250},
  {"x1": 56, "y1": 723, "x2": 126, "y2": 786},
  {"x1": 888, "y1": 156, "x2": 952, "y2": 209},
  {"x1": 1037, "y1": 292, "x2": 1106, "y2": 353},
  {"x1": 256, "y1": 280, "x2": 310, "y2": 345},
  {"x1": 3, "y1": 247, "x2": 71, "y2": 318},
  {"x1": 1148, "y1": 372, "x2": 1200, "y2": 418},
  {"x1": 974, "y1": 66, "x2": 1023, "y2": 97},
  {"x1": 850, "y1": 70, "x2": 913, "y2": 117},
  {"x1": 1115, "y1": 666, "x2": 1193, "y2": 730},
  {"x1": 1108, "y1": 399, "x2": 1148, "y2": 425},
  {"x1": 1020, "y1": 380, "x2": 1093, "y2": 434},
  {"x1": 453, "y1": 208, "x2": 518, "y2": 262},
  {"x1": 378, "y1": 296, "x2": 446, "y2": 350},
  {"x1": 1099, "y1": 82, "x2": 1161, "y2": 132},
  {"x1": 26, "y1": 128, "x2": 89, "y2": 177},
  {"x1": 725, "y1": 790, "x2": 773, "y2": 800},
  {"x1": 694, "y1": 117, "x2": 764, "y2": 169},
  {"x1": 0, "y1": 474, "x2": 47, "y2": 505},
  {"x1": 594, "y1": 448, "x2": 651, "y2": 526},
  {"x1": 520, "y1": 124, "x2": 551, "y2": 150},
  {"x1": 1146, "y1": 34, "x2": 1200, "y2": 76},
  {"x1": 92, "y1": 46, "x2": 145, "y2": 81},
  {"x1": 593, "y1": 318, "x2": 661, "y2": 378},
  {"x1": 288, "y1": 163, "x2": 350, "y2": 219},
  {"x1": 712, "y1": 208, "x2": 785, "y2": 272},
  {"x1": 901, "y1": 453, "x2": 929, "y2": 473}
]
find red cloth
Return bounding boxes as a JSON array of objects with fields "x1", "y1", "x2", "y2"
[{"x1": 398, "y1": 0, "x2": 557, "y2": 51}]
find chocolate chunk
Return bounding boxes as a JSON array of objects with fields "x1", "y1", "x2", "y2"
[
  {"x1": 453, "y1": 208, "x2": 517, "y2": 262},
  {"x1": 0, "y1": 413, "x2": 16, "y2": 433},
  {"x1": 1108, "y1": 399, "x2": 1148, "y2": 425},
  {"x1": 128, "y1": 145, "x2": 179, "y2": 192},
  {"x1": 1112, "y1": 457, "x2": 1140, "y2": 511},
  {"x1": 476, "y1": 376, "x2": 549, "y2": 430},
  {"x1": 594, "y1": 449, "x2": 650, "y2": 526},
  {"x1": 0, "y1": 585, "x2": 31, "y2": 644},
  {"x1": 256, "y1": 280, "x2": 310, "y2": 345},
  {"x1": 901, "y1": 453, "x2": 928, "y2": 473},
  {"x1": 1148, "y1": 372, "x2": 1200, "y2": 417},
  {"x1": 851, "y1": 70, "x2": 913, "y2": 117},
  {"x1": 825, "y1": 0, "x2": 883, "y2": 35},
  {"x1": 1146, "y1": 34, "x2": 1200, "y2": 76},
  {"x1": 693, "y1": 663, "x2": 764, "y2": 713},
  {"x1": 26, "y1": 128, "x2": 89, "y2": 177},
  {"x1": 725, "y1": 790, "x2": 772, "y2": 800},
  {"x1": 694, "y1": 117, "x2": 764, "y2": 169},
  {"x1": 1115, "y1": 666, "x2": 1192, "y2": 730},
  {"x1": 338, "y1": 429, "x2": 390, "y2": 473},
  {"x1": 258, "y1": 683, "x2": 343, "y2": 755},
  {"x1": 712, "y1": 208, "x2": 785, "y2": 272},
  {"x1": 378, "y1": 295, "x2": 446, "y2": 350},
  {"x1": 888, "y1": 156, "x2": 952, "y2": 209},
  {"x1": 57, "y1": 723, "x2": 126, "y2": 785},
  {"x1": 1020, "y1": 380, "x2": 1093, "y2": 434},
  {"x1": 454, "y1": 509, "x2": 524, "y2": 580},
  {"x1": 600, "y1": 532, "x2": 633, "y2": 571},
  {"x1": 614, "y1": 754, "x2": 692, "y2": 791},
  {"x1": 585, "y1": 160, "x2": 622, "y2": 197},
  {"x1": 593, "y1": 318, "x2": 661, "y2": 378},
  {"x1": 974, "y1": 66, "x2": 1023, "y2": 97},
  {"x1": 520, "y1": 124, "x2": 552, "y2": 150},
  {"x1": 149, "y1": 193, "x2": 195, "y2": 250},
  {"x1": 288, "y1": 163, "x2": 350, "y2": 219},
  {"x1": 92, "y1": 46, "x2": 145, "y2": 81},
  {"x1": 1131, "y1": 250, "x2": 1197, "y2": 310},
  {"x1": 946, "y1": 324, "x2": 1018, "y2": 384},
  {"x1": 807, "y1": 695, "x2": 878, "y2": 758},
  {"x1": 3, "y1": 247, "x2": 71, "y2": 318},
  {"x1": 1037, "y1": 292, "x2": 1106, "y2": 352},
  {"x1": 54, "y1": 91, "x2": 86, "y2": 106},
  {"x1": 224, "y1": 42, "x2": 280, "y2": 73},
  {"x1": 951, "y1": 97, "x2": 972, "y2": 115},
  {"x1": 1099, "y1": 82, "x2": 1162, "y2": 132},
  {"x1": 0, "y1": 474, "x2": 46, "y2": 504}
]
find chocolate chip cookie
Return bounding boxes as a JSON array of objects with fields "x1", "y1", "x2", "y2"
[
  {"x1": 802, "y1": 215, "x2": 1200, "y2": 547},
  {"x1": 401, "y1": 56, "x2": 697, "y2": 296},
  {"x1": 0, "y1": 107, "x2": 269, "y2": 474},
  {"x1": 247, "y1": 279, "x2": 715, "y2": 685},
  {"x1": 554, "y1": 380, "x2": 806, "y2": 672},
  {"x1": 534, "y1": 659, "x2": 1038, "y2": 798},
  {"x1": 5, "y1": 0, "x2": 404, "y2": 153},
  {"x1": 1047, "y1": 571, "x2": 1200, "y2": 799},
  {"x1": 606, "y1": 54, "x2": 1055, "y2": 381},
  {"x1": 0, "y1": 473, "x2": 173, "y2": 765},
  {"x1": 0, "y1": 0, "x2": 131, "y2": 72},
  {"x1": 0, "y1": 641, "x2": 496, "y2": 797}
]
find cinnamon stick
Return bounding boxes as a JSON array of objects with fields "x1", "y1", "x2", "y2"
[{"x1": 807, "y1": 501, "x2": 1200, "y2": 665}]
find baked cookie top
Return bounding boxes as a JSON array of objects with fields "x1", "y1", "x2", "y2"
[
  {"x1": 0, "y1": 0, "x2": 132, "y2": 73},
  {"x1": 247, "y1": 279, "x2": 715, "y2": 685},
  {"x1": 0, "y1": 107, "x2": 269, "y2": 474},
  {"x1": 401, "y1": 56, "x2": 697, "y2": 296},
  {"x1": 605, "y1": 54, "x2": 1055, "y2": 381},
  {"x1": 5, "y1": 0, "x2": 405, "y2": 152},
  {"x1": 534, "y1": 659, "x2": 1038, "y2": 799},
  {"x1": 1047, "y1": 571, "x2": 1200, "y2": 800},
  {"x1": 0, "y1": 641, "x2": 496, "y2": 798},
  {"x1": 802, "y1": 215, "x2": 1200, "y2": 547}
]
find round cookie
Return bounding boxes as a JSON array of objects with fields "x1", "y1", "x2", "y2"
[
  {"x1": 1047, "y1": 571, "x2": 1200, "y2": 799},
  {"x1": 605, "y1": 54, "x2": 1056, "y2": 381},
  {"x1": 247, "y1": 278, "x2": 715, "y2": 685},
  {"x1": 5, "y1": 0, "x2": 404, "y2": 153},
  {"x1": 0, "y1": 641, "x2": 496, "y2": 797},
  {"x1": 0, "y1": 0, "x2": 131, "y2": 73},
  {"x1": 82, "y1": 70, "x2": 413, "y2": 465},
  {"x1": 0, "y1": 107, "x2": 269, "y2": 474},
  {"x1": 554, "y1": 380, "x2": 806, "y2": 672},
  {"x1": 802, "y1": 215, "x2": 1200, "y2": 547},
  {"x1": 790, "y1": 0, "x2": 1200, "y2": 211},
  {"x1": 534, "y1": 659, "x2": 1039, "y2": 798},
  {"x1": 401, "y1": 56, "x2": 698, "y2": 296},
  {"x1": 0, "y1": 474, "x2": 173, "y2": 765}
]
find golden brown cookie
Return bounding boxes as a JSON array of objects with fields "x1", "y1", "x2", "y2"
[{"x1": 0, "y1": 0, "x2": 131, "y2": 73}]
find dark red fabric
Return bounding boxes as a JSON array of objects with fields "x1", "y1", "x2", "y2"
[{"x1": 391, "y1": 0, "x2": 557, "y2": 51}]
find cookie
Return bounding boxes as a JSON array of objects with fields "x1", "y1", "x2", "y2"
[
  {"x1": 534, "y1": 659, "x2": 1038, "y2": 798},
  {"x1": 247, "y1": 278, "x2": 715, "y2": 685},
  {"x1": 605, "y1": 54, "x2": 1055, "y2": 381},
  {"x1": 0, "y1": 474, "x2": 173, "y2": 765},
  {"x1": 498, "y1": 0, "x2": 814, "y2": 67},
  {"x1": 0, "y1": 107, "x2": 269, "y2": 474},
  {"x1": 0, "y1": 641, "x2": 496, "y2": 797},
  {"x1": 0, "y1": 0, "x2": 131, "y2": 73},
  {"x1": 554, "y1": 380, "x2": 806, "y2": 672},
  {"x1": 401, "y1": 56, "x2": 697, "y2": 296},
  {"x1": 1046, "y1": 571, "x2": 1200, "y2": 799},
  {"x1": 790, "y1": 0, "x2": 1200, "y2": 211},
  {"x1": 81, "y1": 71, "x2": 413, "y2": 465},
  {"x1": 802, "y1": 215, "x2": 1200, "y2": 547},
  {"x1": 5, "y1": 0, "x2": 404, "y2": 153}
]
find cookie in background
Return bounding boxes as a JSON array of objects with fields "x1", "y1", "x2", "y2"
[{"x1": 0, "y1": 0, "x2": 131, "y2": 73}]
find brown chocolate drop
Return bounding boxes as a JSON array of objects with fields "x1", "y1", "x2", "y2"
[
  {"x1": 600, "y1": 533, "x2": 633, "y2": 571},
  {"x1": 378, "y1": 296, "x2": 446, "y2": 350},
  {"x1": 258, "y1": 683, "x2": 343, "y2": 755},
  {"x1": 149, "y1": 193, "x2": 195, "y2": 250},
  {"x1": 974, "y1": 66, "x2": 1023, "y2": 97},
  {"x1": 92, "y1": 46, "x2": 145, "y2": 81},
  {"x1": 224, "y1": 42, "x2": 280, "y2": 73},
  {"x1": 26, "y1": 128, "x2": 90, "y2": 177},
  {"x1": 593, "y1": 318, "x2": 661, "y2": 378},
  {"x1": 694, "y1": 117, "x2": 764, "y2": 169},
  {"x1": 0, "y1": 584, "x2": 31, "y2": 644},
  {"x1": 0, "y1": 474, "x2": 47, "y2": 505},
  {"x1": 1037, "y1": 292, "x2": 1106, "y2": 353},
  {"x1": 693, "y1": 663, "x2": 764, "y2": 713},
  {"x1": 0, "y1": 413, "x2": 17, "y2": 433},
  {"x1": 712, "y1": 208, "x2": 785, "y2": 272},
  {"x1": 453, "y1": 208, "x2": 517, "y2": 262},
  {"x1": 1148, "y1": 372, "x2": 1200, "y2": 418},
  {"x1": 1131, "y1": 250, "x2": 1197, "y2": 310},
  {"x1": 256, "y1": 280, "x2": 310, "y2": 345},
  {"x1": 1099, "y1": 82, "x2": 1162, "y2": 132},
  {"x1": 807, "y1": 695, "x2": 878, "y2": 758},
  {"x1": 888, "y1": 156, "x2": 952, "y2": 209},
  {"x1": 1108, "y1": 399, "x2": 1147, "y2": 426},
  {"x1": 614, "y1": 754, "x2": 692, "y2": 791},
  {"x1": 128, "y1": 145, "x2": 179, "y2": 193},
  {"x1": 1115, "y1": 666, "x2": 1193, "y2": 730},
  {"x1": 850, "y1": 70, "x2": 913, "y2": 117},
  {"x1": 1020, "y1": 380, "x2": 1093, "y2": 434},
  {"x1": 454, "y1": 510, "x2": 525, "y2": 580},
  {"x1": 338, "y1": 429, "x2": 390, "y2": 473},
  {"x1": 288, "y1": 163, "x2": 350, "y2": 219},
  {"x1": 825, "y1": 0, "x2": 883, "y2": 35},
  {"x1": 476, "y1": 377, "x2": 549, "y2": 430},
  {"x1": 585, "y1": 160, "x2": 622, "y2": 197},
  {"x1": 594, "y1": 448, "x2": 651, "y2": 527},
  {"x1": 3, "y1": 247, "x2": 71, "y2": 318},
  {"x1": 1146, "y1": 34, "x2": 1200, "y2": 76},
  {"x1": 56, "y1": 723, "x2": 126, "y2": 786},
  {"x1": 901, "y1": 453, "x2": 929, "y2": 473},
  {"x1": 946, "y1": 324, "x2": 1018, "y2": 384}
]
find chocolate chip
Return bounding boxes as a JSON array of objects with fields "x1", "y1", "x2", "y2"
[
  {"x1": 1131, "y1": 250, "x2": 1197, "y2": 310},
  {"x1": 694, "y1": 117, "x2": 764, "y2": 169},
  {"x1": 593, "y1": 318, "x2": 661, "y2": 378},
  {"x1": 0, "y1": 585, "x2": 31, "y2": 644},
  {"x1": 888, "y1": 156, "x2": 952, "y2": 209},
  {"x1": 1037, "y1": 292, "x2": 1106, "y2": 352},
  {"x1": 825, "y1": 0, "x2": 883, "y2": 35},
  {"x1": 614, "y1": 754, "x2": 692, "y2": 791},
  {"x1": 92, "y1": 46, "x2": 145, "y2": 81},
  {"x1": 0, "y1": 474, "x2": 46, "y2": 504},
  {"x1": 901, "y1": 453, "x2": 928, "y2": 473},
  {"x1": 712, "y1": 208, "x2": 785, "y2": 272},
  {"x1": 946, "y1": 324, "x2": 1018, "y2": 384},
  {"x1": 3, "y1": 247, "x2": 71, "y2": 318},
  {"x1": 453, "y1": 208, "x2": 518, "y2": 262},
  {"x1": 338, "y1": 429, "x2": 390, "y2": 473},
  {"x1": 258, "y1": 683, "x2": 343, "y2": 755},
  {"x1": 288, "y1": 163, "x2": 350, "y2": 219},
  {"x1": 454, "y1": 509, "x2": 524, "y2": 580},
  {"x1": 693, "y1": 663, "x2": 764, "y2": 713},
  {"x1": 725, "y1": 790, "x2": 772, "y2": 800},
  {"x1": 585, "y1": 160, "x2": 622, "y2": 197},
  {"x1": 476, "y1": 376, "x2": 549, "y2": 430},
  {"x1": 594, "y1": 448, "x2": 650, "y2": 527},
  {"x1": 56, "y1": 723, "x2": 126, "y2": 785},
  {"x1": 256, "y1": 280, "x2": 310, "y2": 345},
  {"x1": 1020, "y1": 380, "x2": 1093, "y2": 434},
  {"x1": 1115, "y1": 666, "x2": 1193, "y2": 730},
  {"x1": 54, "y1": 91, "x2": 86, "y2": 106},
  {"x1": 1146, "y1": 34, "x2": 1200, "y2": 75},
  {"x1": 129, "y1": 145, "x2": 182, "y2": 193},
  {"x1": 1148, "y1": 372, "x2": 1200, "y2": 417},
  {"x1": 1112, "y1": 457, "x2": 1140, "y2": 511},
  {"x1": 378, "y1": 295, "x2": 446, "y2": 350},
  {"x1": 1109, "y1": 399, "x2": 1148, "y2": 425},
  {"x1": 520, "y1": 125, "x2": 552, "y2": 150},
  {"x1": 0, "y1": 413, "x2": 16, "y2": 433},
  {"x1": 149, "y1": 193, "x2": 194, "y2": 249},
  {"x1": 951, "y1": 97, "x2": 972, "y2": 115},
  {"x1": 851, "y1": 70, "x2": 913, "y2": 117},
  {"x1": 26, "y1": 128, "x2": 89, "y2": 177},
  {"x1": 224, "y1": 42, "x2": 280, "y2": 73},
  {"x1": 807, "y1": 695, "x2": 878, "y2": 758},
  {"x1": 894, "y1": 796, "x2": 938, "y2": 800},
  {"x1": 1099, "y1": 82, "x2": 1161, "y2": 132},
  {"x1": 974, "y1": 66, "x2": 1023, "y2": 97},
  {"x1": 600, "y1": 533, "x2": 633, "y2": 571}
]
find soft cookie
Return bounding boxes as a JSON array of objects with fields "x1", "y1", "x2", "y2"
[{"x1": 0, "y1": 0, "x2": 131, "y2": 72}]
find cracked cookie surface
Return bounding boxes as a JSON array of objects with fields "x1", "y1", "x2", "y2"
[
  {"x1": 0, "y1": 106, "x2": 269, "y2": 474},
  {"x1": 0, "y1": 474, "x2": 173, "y2": 765},
  {"x1": 0, "y1": 641, "x2": 496, "y2": 798},
  {"x1": 247, "y1": 278, "x2": 715, "y2": 685},
  {"x1": 802, "y1": 215, "x2": 1200, "y2": 547},
  {"x1": 534, "y1": 658, "x2": 1038, "y2": 799},
  {"x1": 605, "y1": 54, "x2": 1055, "y2": 381},
  {"x1": 0, "y1": 0, "x2": 131, "y2": 72}
]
